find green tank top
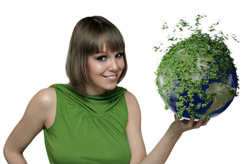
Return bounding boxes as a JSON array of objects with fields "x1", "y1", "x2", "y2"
[{"x1": 43, "y1": 84, "x2": 131, "y2": 164}]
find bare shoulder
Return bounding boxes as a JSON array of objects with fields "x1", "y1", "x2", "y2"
[
  {"x1": 124, "y1": 91, "x2": 139, "y2": 107},
  {"x1": 124, "y1": 91, "x2": 141, "y2": 116},
  {"x1": 25, "y1": 87, "x2": 57, "y2": 128},
  {"x1": 29, "y1": 88, "x2": 56, "y2": 110},
  {"x1": 33, "y1": 87, "x2": 56, "y2": 105}
]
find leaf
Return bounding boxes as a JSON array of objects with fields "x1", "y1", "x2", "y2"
[{"x1": 154, "y1": 14, "x2": 239, "y2": 118}]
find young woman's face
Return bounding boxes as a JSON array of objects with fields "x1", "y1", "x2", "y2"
[{"x1": 86, "y1": 45, "x2": 125, "y2": 95}]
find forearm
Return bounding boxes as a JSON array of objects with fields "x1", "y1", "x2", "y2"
[
  {"x1": 139, "y1": 130, "x2": 182, "y2": 164},
  {"x1": 4, "y1": 149, "x2": 27, "y2": 164}
]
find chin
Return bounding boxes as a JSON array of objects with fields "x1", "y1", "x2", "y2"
[{"x1": 105, "y1": 84, "x2": 117, "y2": 91}]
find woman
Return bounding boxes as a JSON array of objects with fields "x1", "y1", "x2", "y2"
[{"x1": 4, "y1": 16, "x2": 209, "y2": 164}]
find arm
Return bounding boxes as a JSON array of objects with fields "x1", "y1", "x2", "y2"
[
  {"x1": 3, "y1": 88, "x2": 56, "y2": 164},
  {"x1": 125, "y1": 91, "x2": 209, "y2": 164},
  {"x1": 125, "y1": 91, "x2": 147, "y2": 164},
  {"x1": 139, "y1": 115, "x2": 209, "y2": 164}
]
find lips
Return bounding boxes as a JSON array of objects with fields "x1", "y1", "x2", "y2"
[
  {"x1": 102, "y1": 75, "x2": 118, "y2": 80},
  {"x1": 103, "y1": 75, "x2": 117, "y2": 78}
]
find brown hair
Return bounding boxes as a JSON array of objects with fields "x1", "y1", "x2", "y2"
[{"x1": 65, "y1": 16, "x2": 127, "y2": 96}]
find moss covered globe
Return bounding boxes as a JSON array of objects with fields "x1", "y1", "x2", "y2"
[{"x1": 155, "y1": 15, "x2": 239, "y2": 119}]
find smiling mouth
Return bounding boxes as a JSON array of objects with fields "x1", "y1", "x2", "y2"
[{"x1": 102, "y1": 75, "x2": 117, "y2": 80}]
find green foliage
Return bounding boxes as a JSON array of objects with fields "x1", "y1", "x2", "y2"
[{"x1": 155, "y1": 15, "x2": 239, "y2": 120}]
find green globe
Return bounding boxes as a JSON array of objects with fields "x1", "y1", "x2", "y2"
[{"x1": 156, "y1": 32, "x2": 238, "y2": 120}]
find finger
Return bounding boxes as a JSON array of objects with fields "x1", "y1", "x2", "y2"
[
  {"x1": 195, "y1": 119, "x2": 204, "y2": 128},
  {"x1": 174, "y1": 114, "x2": 177, "y2": 121},
  {"x1": 175, "y1": 114, "x2": 183, "y2": 122},
  {"x1": 187, "y1": 117, "x2": 195, "y2": 127},
  {"x1": 203, "y1": 119, "x2": 210, "y2": 126}
]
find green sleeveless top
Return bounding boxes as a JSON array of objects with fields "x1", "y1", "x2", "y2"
[{"x1": 43, "y1": 84, "x2": 131, "y2": 164}]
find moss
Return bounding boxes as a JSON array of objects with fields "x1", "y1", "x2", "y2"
[{"x1": 155, "y1": 15, "x2": 239, "y2": 119}]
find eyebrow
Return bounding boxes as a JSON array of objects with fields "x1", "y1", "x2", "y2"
[{"x1": 98, "y1": 50, "x2": 124, "y2": 54}]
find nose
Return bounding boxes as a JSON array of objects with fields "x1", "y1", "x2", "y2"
[{"x1": 108, "y1": 58, "x2": 119, "y2": 72}]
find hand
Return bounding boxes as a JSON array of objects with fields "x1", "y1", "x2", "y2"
[{"x1": 168, "y1": 114, "x2": 209, "y2": 137}]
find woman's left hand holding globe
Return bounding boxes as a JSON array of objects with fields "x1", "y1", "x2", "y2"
[{"x1": 168, "y1": 115, "x2": 210, "y2": 137}]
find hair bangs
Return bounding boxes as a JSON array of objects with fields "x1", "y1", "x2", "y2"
[
  {"x1": 88, "y1": 24, "x2": 125, "y2": 55},
  {"x1": 98, "y1": 32, "x2": 125, "y2": 53}
]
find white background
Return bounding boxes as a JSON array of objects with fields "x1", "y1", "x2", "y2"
[{"x1": 0, "y1": 0, "x2": 249, "y2": 163}]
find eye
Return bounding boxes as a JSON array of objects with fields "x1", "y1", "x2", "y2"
[
  {"x1": 96, "y1": 56, "x2": 106, "y2": 61},
  {"x1": 116, "y1": 53, "x2": 124, "y2": 58}
]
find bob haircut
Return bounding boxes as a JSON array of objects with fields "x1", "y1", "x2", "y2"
[{"x1": 65, "y1": 16, "x2": 127, "y2": 97}]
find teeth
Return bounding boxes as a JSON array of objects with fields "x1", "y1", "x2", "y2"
[{"x1": 104, "y1": 75, "x2": 116, "y2": 79}]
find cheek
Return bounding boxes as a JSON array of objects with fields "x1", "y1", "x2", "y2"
[
  {"x1": 119, "y1": 59, "x2": 125, "y2": 70},
  {"x1": 89, "y1": 67, "x2": 104, "y2": 79},
  {"x1": 88, "y1": 60, "x2": 105, "y2": 75}
]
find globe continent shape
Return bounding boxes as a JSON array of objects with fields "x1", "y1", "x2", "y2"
[{"x1": 159, "y1": 70, "x2": 237, "y2": 119}]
